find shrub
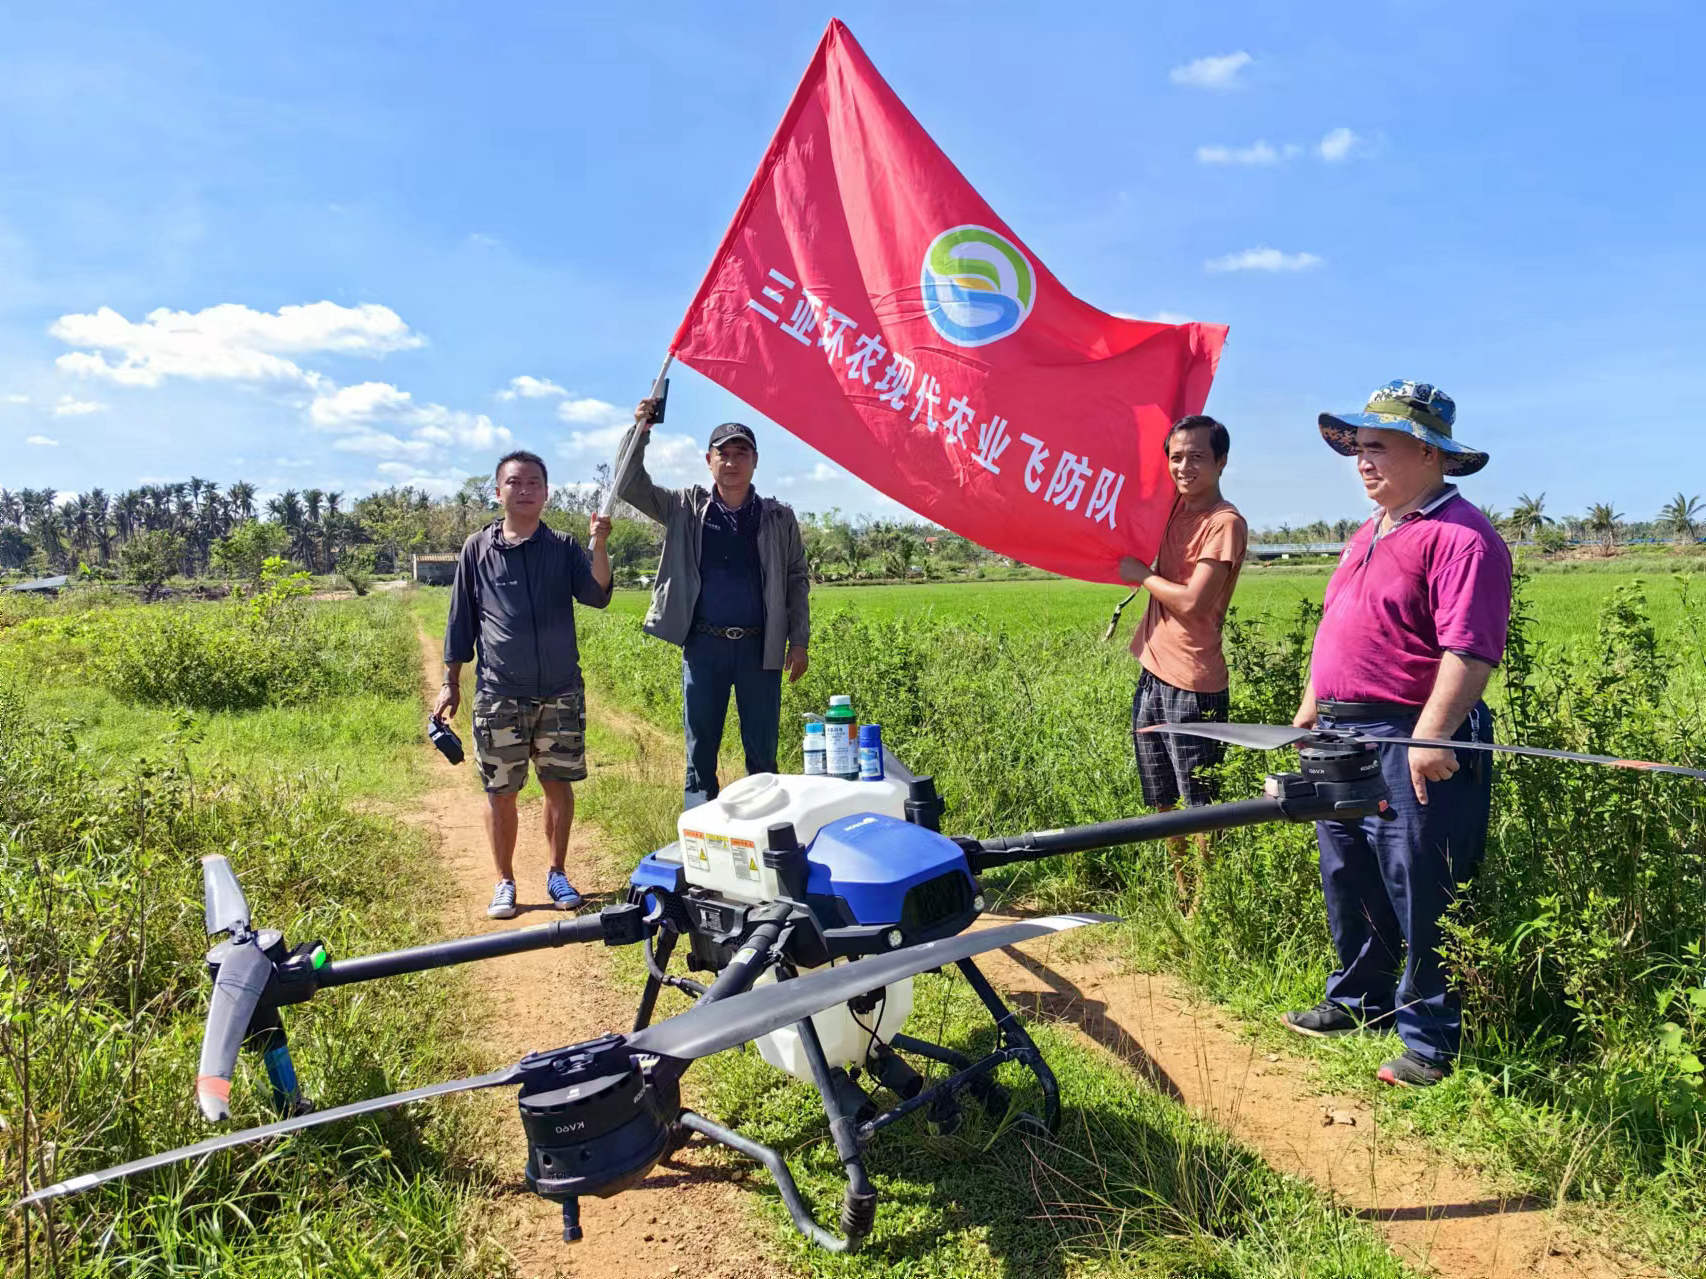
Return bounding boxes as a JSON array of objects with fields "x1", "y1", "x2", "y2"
[
  {"x1": 121, "y1": 528, "x2": 183, "y2": 600},
  {"x1": 86, "y1": 575, "x2": 416, "y2": 713}
]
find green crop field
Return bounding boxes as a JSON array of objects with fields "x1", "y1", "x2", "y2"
[{"x1": 604, "y1": 566, "x2": 1703, "y2": 649}]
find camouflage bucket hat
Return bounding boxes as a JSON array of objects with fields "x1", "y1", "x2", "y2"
[{"x1": 1318, "y1": 379, "x2": 1488, "y2": 477}]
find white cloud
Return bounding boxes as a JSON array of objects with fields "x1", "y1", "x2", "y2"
[
  {"x1": 1170, "y1": 51, "x2": 1252, "y2": 90},
  {"x1": 1205, "y1": 247, "x2": 1323, "y2": 273},
  {"x1": 25, "y1": 434, "x2": 58, "y2": 446},
  {"x1": 49, "y1": 300, "x2": 424, "y2": 388},
  {"x1": 557, "y1": 396, "x2": 629, "y2": 427},
  {"x1": 372, "y1": 463, "x2": 472, "y2": 496},
  {"x1": 52, "y1": 394, "x2": 106, "y2": 416},
  {"x1": 333, "y1": 431, "x2": 435, "y2": 459},
  {"x1": 3, "y1": 393, "x2": 28, "y2": 404},
  {"x1": 308, "y1": 379, "x2": 513, "y2": 460},
  {"x1": 1318, "y1": 127, "x2": 1363, "y2": 162},
  {"x1": 309, "y1": 380, "x2": 415, "y2": 429},
  {"x1": 1196, "y1": 140, "x2": 1296, "y2": 166},
  {"x1": 497, "y1": 375, "x2": 567, "y2": 401},
  {"x1": 808, "y1": 462, "x2": 840, "y2": 482}
]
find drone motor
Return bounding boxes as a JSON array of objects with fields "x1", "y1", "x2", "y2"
[{"x1": 517, "y1": 1035, "x2": 680, "y2": 1241}]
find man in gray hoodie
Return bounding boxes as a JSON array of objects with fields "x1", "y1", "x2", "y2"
[
  {"x1": 436, "y1": 449, "x2": 612, "y2": 919},
  {"x1": 618, "y1": 400, "x2": 810, "y2": 808}
]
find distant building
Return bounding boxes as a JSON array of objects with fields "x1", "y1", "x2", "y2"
[
  {"x1": 412, "y1": 554, "x2": 458, "y2": 586},
  {"x1": 5, "y1": 575, "x2": 69, "y2": 594}
]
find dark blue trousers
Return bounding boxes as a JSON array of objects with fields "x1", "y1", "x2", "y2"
[
  {"x1": 682, "y1": 630, "x2": 782, "y2": 809},
  {"x1": 1315, "y1": 703, "x2": 1493, "y2": 1064}
]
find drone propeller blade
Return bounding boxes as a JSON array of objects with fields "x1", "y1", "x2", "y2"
[
  {"x1": 628, "y1": 913, "x2": 1114, "y2": 1064},
  {"x1": 14, "y1": 1063, "x2": 524, "y2": 1210},
  {"x1": 1140, "y1": 722, "x2": 1309, "y2": 751},
  {"x1": 1375, "y1": 736, "x2": 1706, "y2": 780},
  {"x1": 202, "y1": 854, "x2": 251, "y2": 937},
  {"x1": 196, "y1": 940, "x2": 273, "y2": 1122}
]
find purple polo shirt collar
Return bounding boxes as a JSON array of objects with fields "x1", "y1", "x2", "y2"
[{"x1": 1311, "y1": 485, "x2": 1512, "y2": 707}]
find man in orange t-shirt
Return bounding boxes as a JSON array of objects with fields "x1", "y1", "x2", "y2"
[{"x1": 1119, "y1": 415, "x2": 1248, "y2": 905}]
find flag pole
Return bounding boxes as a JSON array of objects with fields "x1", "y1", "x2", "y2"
[{"x1": 599, "y1": 352, "x2": 674, "y2": 519}]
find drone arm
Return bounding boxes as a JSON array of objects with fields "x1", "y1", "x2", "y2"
[
  {"x1": 964, "y1": 797, "x2": 1287, "y2": 870},
  {"x1": 963, "y1": 780, "x2": 1391, "y2": 872},
  {"x1": 317, "y1": 905, "x2": 644, "y2": 989}
]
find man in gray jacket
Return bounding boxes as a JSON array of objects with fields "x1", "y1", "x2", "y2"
[
  {"x1": 619, "y1": 400, "x2": 810, "y2": 807},
  {"x1": 436, "y1": 449, "x2": 612, "y2": 919}
]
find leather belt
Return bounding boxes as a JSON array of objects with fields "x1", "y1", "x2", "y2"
[
  {"x1": 695, "y1": 623, "x2": 762, "y2": 640},
  {"x1": 1317, "y1": 699, "x2": 1422, "y2": 723}
]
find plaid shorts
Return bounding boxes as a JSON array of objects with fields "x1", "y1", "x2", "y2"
[
  {"x1": 1131, "y1": 669, "x2": 1230, "y2": 809},
  {"x1": 471, "y1": 688, "x2": 588, "y2": 795}
]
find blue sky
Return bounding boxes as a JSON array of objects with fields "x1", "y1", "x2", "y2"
[{"x1": 2, "y1": 1, "x2": 1701, "y2": 532}]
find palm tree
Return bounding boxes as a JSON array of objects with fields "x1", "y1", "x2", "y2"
[
  {"x1": 69, "y1": 493, "x2": 97, "y2": 565},
  {"x1": 87, "y1": 488, "x2": 111, "y2": 561},
  {"x1": 1587, "y1": 502, "x2": 1624, "y2": 555},
  {"x1": 1508, "y1": 492, "x2": 1551, "y2": 541},
  {"x1": 1479, "y1": 504, "x2": 1505, "y2": 536},
  {"x1": 228, "y1": 481, "x2": 257, "y2": 523},
  {"x1": 36, "y1": 503, "x2": 67, "y2": 570},
  {"x1": 115, "y1": 490, "x2": 143, "y2": 545},
  {"x1": 1659, "y1": 492, "x2": 1704, "y2": 546},
  {"x1": 0, "y1": 490, "x2": 20, "y2": 528}
]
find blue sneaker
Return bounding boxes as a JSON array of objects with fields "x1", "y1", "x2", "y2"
[{"x1": 546, "y1": 868, "x2": 583, "y2": 911}]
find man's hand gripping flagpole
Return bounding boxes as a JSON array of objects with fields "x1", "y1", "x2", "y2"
[{"x1": 599, "y1": 353, "x2": 675, "y2": 520}]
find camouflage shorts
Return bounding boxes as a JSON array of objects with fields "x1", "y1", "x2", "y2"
[{"x1": 471, "y1": 689, "x2": 588, "y2": 795}]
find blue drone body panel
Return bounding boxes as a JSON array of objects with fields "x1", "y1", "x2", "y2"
[
  {"x1": 630, "y1": 845, "x2": 686, "y2": 895},
  {"x1": 804, "y1": 813, "x2": 971, "y2": 926}
]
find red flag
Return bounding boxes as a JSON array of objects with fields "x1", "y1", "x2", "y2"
[{"x1": 671, "y1": 20, "x2": 1227, "y2": 582}]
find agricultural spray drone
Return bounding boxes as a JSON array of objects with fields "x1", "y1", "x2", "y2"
[{"x1": 17, "y1": 732, "x2": 1702, "y2": 1251}]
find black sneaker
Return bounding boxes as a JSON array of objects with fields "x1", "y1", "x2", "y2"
[
  {"x1": 1377, "y1": 1050, "x2": 1447, "y2": 1088},
  {"x1": 1280, "y1": 1000, "x2": 1364, "y2": 1038}
]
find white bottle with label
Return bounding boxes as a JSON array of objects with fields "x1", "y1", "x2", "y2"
[{"x1": 802, "y1": 720, "x2": 827, "y2": 775}]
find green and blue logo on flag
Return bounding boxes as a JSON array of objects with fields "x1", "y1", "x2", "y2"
[{"x1": 920, "y1": 225, "x2": 1035, "y2": 347}]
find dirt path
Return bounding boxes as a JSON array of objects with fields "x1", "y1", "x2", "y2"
[
  {"x1": 972, "y1": 941, "x2": 1652, "y2": 1279},
  {"x1": 407, "y1": 626, "x2": 781, "y2": 1279}
]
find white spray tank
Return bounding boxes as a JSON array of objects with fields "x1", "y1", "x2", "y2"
[{"x1": 677, "y1": 772, "x2": 915, "y2": 1080}]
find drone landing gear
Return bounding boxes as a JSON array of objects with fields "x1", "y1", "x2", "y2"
[{"x1": 669, "y1": 955, "x2": 1057, "y2": 1254}]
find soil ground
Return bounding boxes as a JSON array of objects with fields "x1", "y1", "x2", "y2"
[
  {"x1": 407, "y1": 624, "x2": 1649, "y2": 1278},
  {"x1": 408, "y1": 625, "x2": 783, "y2": 1279}
]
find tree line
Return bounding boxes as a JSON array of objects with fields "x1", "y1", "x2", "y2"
[
  {"x1": 0, "y1": 468, "x2": 1010, "y2": 588},
  {"x1": 1249, "y1": 492, "x2": 1706, "y2": 554}
]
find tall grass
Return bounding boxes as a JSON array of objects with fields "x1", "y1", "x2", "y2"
[{"x1": 0, "y1": 591, "x2": 507, "y2": 1275}]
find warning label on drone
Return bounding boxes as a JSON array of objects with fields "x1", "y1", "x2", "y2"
[
  {"x1": 732, "y1": 837, "x2": 759, "y2": 882},
  {"x1": 682, "y1": 829, "x2": 710, "y2": 873}
]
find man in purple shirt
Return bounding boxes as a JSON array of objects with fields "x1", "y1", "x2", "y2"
[{"x1": 1284, "y1": 380, "x2": 1512, "y2": 1087}]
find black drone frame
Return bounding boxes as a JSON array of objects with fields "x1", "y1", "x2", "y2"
[{"x1": 25, "y1": 727, "x2": 1545, "y2": 1253}]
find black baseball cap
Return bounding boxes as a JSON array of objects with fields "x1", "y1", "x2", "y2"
[{"x1": 708, "y1": 422, "x2": 757, "y2": 450}]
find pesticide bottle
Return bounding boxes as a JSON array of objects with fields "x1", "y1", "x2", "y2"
[
  {"x1": 802, "y1": 718, "x2": 827, "y2": 776},
  {"x1": 824, "y1": 694, "x2": 858, "y2": 780},
  {"x1": 857, "y1": 723, "x2": 885, "y2": 781}
]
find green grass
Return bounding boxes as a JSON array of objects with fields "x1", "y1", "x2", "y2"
[
  {"x1": 0, "y1": 590, "x2": 515, "y2": 1277},
  {"x1": 597, "y1": 567, "x2": 1701, "y2": 650},
  {"x1": 0, "y1": 591, "x2": 432, "y2": 800}
]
